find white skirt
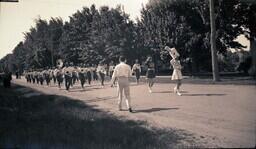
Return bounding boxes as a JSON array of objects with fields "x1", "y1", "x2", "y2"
[{"x1": 172, "y1": 69, "x2": 182, "y2": 80}]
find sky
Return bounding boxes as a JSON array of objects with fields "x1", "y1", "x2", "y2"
[
  {"x1": 0, "y1": 0, "x2": 148, "y2": 59},
  {"x1": 0, "y1": 0, "x2": 250, "y2": 59}
]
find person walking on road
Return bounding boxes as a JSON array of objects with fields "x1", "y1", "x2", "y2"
[
  {"x1": 111, "y1": 56, "x2": 133, "y2": 113},
  {"x1": 86, "y1": 65, "x2": 92, "y2": 85},
  {"x1": 97, "y1": 61, "x2": 107, "y2": 87},
  {"x1": 145, "y1": 56, "x2": 156, "y2": 93},
  {"x1": 165, "y1": 46, "x2": 183, "y2": 96},
  {"x1": 56, "y1": 68, "x2": 64, "y2": 88},
  {"x1": 132, "y1": 59, "x2": 141, "y2": 84},
  {"x1": 108, "y1": 61, "x2": 115, "y2": 78},
  {"x1": 63, "y1": 63, "x2": 73, "y2": 91},
  {"x1": 78, "y1": 64, "x2": 87, "y2": 89}
]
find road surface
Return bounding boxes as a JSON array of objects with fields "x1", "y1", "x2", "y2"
[{"x1": 13, "y1": 77, "x2": 256, "y2": 148}]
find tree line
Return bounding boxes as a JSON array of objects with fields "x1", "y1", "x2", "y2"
[{"x1": 0, "y1": 0, "x2": 255, "y2": 75}]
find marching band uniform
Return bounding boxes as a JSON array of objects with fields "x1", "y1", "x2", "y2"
[
  {"x1": 170, "y1": 59, "x2": 182, "y2": 80},
  {"x1": 25, "y1": 71, "x2": 31, "y2": 83},
  {"x1": 44, "y1": 69, "x2": 51, "y2": 86},
  {"x1": 35, "y1": 71, "x2": 40, "y2": 84},
  {"x1": 72, "y1": 67, "x2": 79, "y2": 86},
  {"x1": 92, "y1": 66, "x2": 98, "y2": 81},
  {"x1": 39, "y1": 71, "x2": 44, "y2": 85},
  {"x1": 63, "y1": 66, "x2": 73, "y2": 91},
  {"x1": 86, "y1": 67, "x2": 92, "y2": 85},
  {"x1": 165, "y1": 46, "x2": 183, "y2": 96},
  {"x1": 97, "y1": 63, "x2": 107, "y2": 87},
  {"x1": 109, "y1": 62, "x2": 115, "y2": 78},
  {"x1": 78, "y1": 67, "x2": 86, "y2": 89},
  {"x1": 132, "y1": 61, "x2": 141, "y2": 84},
  {"x1": 31, "y1": 71, "x2": 36, "y2": 84},
  {"x1": 145, "y1": 57, "x2": 156, "y2": 93},
  {"x1": 52, "y1": 68, "x2": 57, "y2": 84},
  {"x1": 56, "y1": 69, "x2": 63, "y2": 88}
]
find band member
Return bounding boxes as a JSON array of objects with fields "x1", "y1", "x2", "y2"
[
  {"x1": 86, "y1": 64, "x2": 92, "y2": 85},
  {"x1": 132, "y1": 59, "x2": 141, "y2": 84},
  {"x1": 25, "y1": 71, "x2": 31, "y2": 83},
  {"x1": 71, "y1": 64, "x2": 78, "y2": 86},
  {"x1": 165, "y1": 46, "x2": 183, "y2": 96},
  {"x1": 78, "y1": 64, "x2": 86, "y2": 89},
  {"x1": 109, "y1": 61, "x2": 115, "y2": 78},
  {"x1": 44, "y1": 68, "x2": 51, "y2": 86},
  {"x1": 39, "y1": 70, "x2": 44, "y2": 85},
  {"x1": 56, "y1": 68, "x2": 64, "y2": 88},
  {"x1": 34, "y1": 70, "x2": 40, "y2": 84},
  {"x1": 52, "y1": 67, "x2": 57, "y2": 84},
  {"x1": 145, "y1": 56, "x2": 156, "y2": 93},
  {"x1": 92, "y1": 64, "x2": 98, "y2": 82},
  {"x1": 63, "y1": 63, "x2": 73, "y2": 91},
  {"x1": 31, "y1": 70, "x2": 36, "y2": 84},
  {"x1": 15, "y1": 71, "x2": 19, "y2": 79},
  {"x1": 111, "y1": 56, "x2": 133, "y2": 113},
  {"x1": 97, "y1": 61, "x2": 107, "y2": 87}
]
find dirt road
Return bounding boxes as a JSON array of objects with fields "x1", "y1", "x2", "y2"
[{"x1": 13, "y1": 77, "x2": 256, "y2": 148}]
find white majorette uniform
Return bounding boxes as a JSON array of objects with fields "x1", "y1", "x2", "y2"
[
  {"x1": 170, "y1": 59, "x2": 182, "y2": 80},
  {"x1": 165, "y1": 46, "x2": 183, "y2": 80},
  {"x1": 165, "y1": 46, "x2": 183, "y2": 96},
  {"x1": 111, "y1": 62, "x2": 132, "y2": 112}
]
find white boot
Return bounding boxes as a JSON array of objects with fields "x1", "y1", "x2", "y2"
[
  {"x1": 148, "y1": 87, "x2": 152, "y2": 93},
  {"x1": 176, "y1": 89, "x2": 182, "y2": 96},
  {"x1": 174, "y1": 86, "x2": 177, "y2": 93}
]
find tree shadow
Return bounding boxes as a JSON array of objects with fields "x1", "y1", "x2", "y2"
[
  {"x1": 67, "y1": 89, "x2": 86, "y2": 92},
  {"x1": 182, "y1": 93, "x2": 226, "y2": 96},
  {"x1": 134, "y1": 108, "x2": 179, "y2": 113},
  {"x1": 153, "y1": 91, "x2": 173, "y2": 93},
  {"x1": 0, "y1": 85, "x2": 204, "y2": 149},
  {"x1": 86, "y1": 96, "x2": 116, "y2": 103},
  {"x1": 153, "y1": 91, "x2": 188, "y2": 94}
]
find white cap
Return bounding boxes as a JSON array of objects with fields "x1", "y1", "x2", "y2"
[{"x1": 169, "y1": 47, "x2": 180, "y2": 59}]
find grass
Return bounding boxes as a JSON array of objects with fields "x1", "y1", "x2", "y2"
[{"x1": 0, "y1": 85, "x2": 199, "y2": 149}]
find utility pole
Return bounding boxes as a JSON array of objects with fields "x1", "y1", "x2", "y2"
[{"x1": 209, "y1": 0, "x2": 220, "y2": 81}]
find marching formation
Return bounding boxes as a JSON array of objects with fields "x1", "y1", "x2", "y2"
[
  {"x1": 24, "y1": 63, "x2": 106, "y2": 90},
  {"x1": 23, "y1": 46, "x2": 183, "y2": 112}
]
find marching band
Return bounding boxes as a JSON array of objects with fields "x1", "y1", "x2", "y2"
[{"x1": 22, "y1": 48, "x2": 183, "y2": 112}]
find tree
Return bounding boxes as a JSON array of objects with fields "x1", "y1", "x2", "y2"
[{"x1": 139, "y1": 0, "x2": 254, "y2": 75}]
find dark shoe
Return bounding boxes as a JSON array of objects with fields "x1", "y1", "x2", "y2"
[{"x1": 129, "y1": 108, "x2": 133, "y2": 113}]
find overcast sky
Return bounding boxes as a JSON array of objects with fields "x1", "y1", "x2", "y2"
[{"x1": 0, "y1": 0, "x2": 148, "y2": 59}]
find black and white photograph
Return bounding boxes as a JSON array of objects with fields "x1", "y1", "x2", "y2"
[{"x1": 0, "y1": 0, "x2": 255, "y2": 148}]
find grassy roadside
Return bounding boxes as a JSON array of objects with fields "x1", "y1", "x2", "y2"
[{"x1": 0, "y1": 84, "x2": 201, "y2": 149}]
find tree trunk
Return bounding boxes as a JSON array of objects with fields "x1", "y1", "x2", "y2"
[{"x1": 209, "y1": 0, "x2": 220, "y2": 81}]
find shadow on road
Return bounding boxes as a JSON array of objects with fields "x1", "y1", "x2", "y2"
[
  {"x1": 182, "y1": 93, "x2": 226, "y2": 96},
  {"x1": 153, "y1": 91, "x2": 188, "y2": 94},
  {"x1": 0, "y1": 85, "x2": 202, "y2": 149},
  {"x1": 86, "y1": 96, "x2": 116, "y2": 103},
  {"x1": 134, "y1": 108, "x2": 179, "y2": 113}
]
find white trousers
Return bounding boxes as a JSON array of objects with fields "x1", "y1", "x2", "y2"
[{"x1": 117, "y1": 77, "x2": 131, "y2": 109}]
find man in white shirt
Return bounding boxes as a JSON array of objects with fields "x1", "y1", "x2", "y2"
[{"x1": 111, "y1": 56, "x2": 133, "y2": 113}]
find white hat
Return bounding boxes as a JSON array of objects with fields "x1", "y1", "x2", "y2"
[{"x1": 169, "y1": 47, "x2": 180, "y2": 59}]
